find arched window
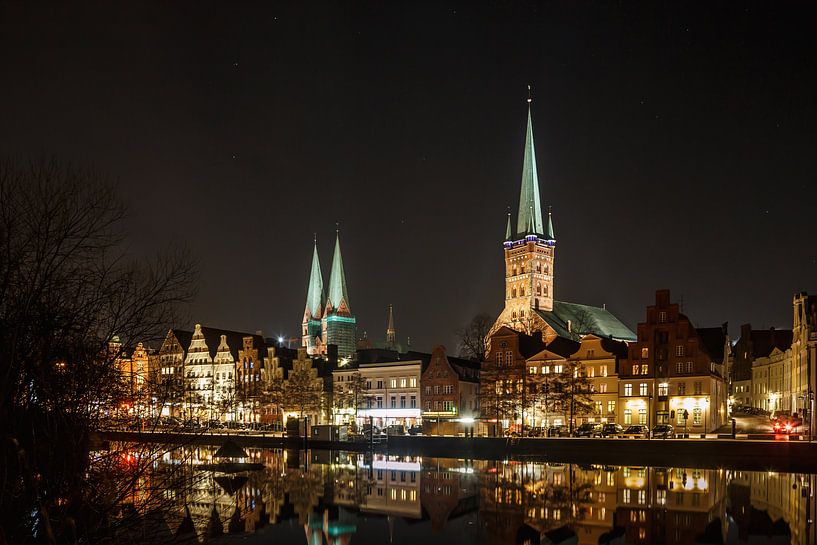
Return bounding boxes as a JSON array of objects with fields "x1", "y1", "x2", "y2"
[
  {"x1": 520, "y1": 309, "x2": 525, "y2": 318},
  {"x1": 512, "y1": 288, "x2": 517, "y2": 298},
  {"x1": 544, "y1": 285, "x2": 548, "y2": 296},
  {"x1": 520, "y1": 286, "x2": 525, "y2": 296},
  {"x1": 512, "y1": 311, "x2": 517, "y2": 319},
  {"x1": 536, "y1": 283, "x2": 541, "y2": 296}
]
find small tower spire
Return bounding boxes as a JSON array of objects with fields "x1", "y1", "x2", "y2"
[
  {"x1": 546, "y1": 206, "x2": 555, "y2": 240},
  {"x1": 504, "y1": 209, "x2": 512, "y2": 240},
  {"x1": 386, "y1": 304, "x2": 396, "y2": 346}
]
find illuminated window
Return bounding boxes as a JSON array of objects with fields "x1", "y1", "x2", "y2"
[
  {"x1": 624, "y1": 409, "x2": 632, "y2": 424},
  {"x1": 676, "y1": 345, "x2": 685, "y2": 356},
  {"x1": 693, "y1": 407, "x2": 702, "y2": 425},
  {"x1": 632, "y1": 364, "x2": 639, "y2": 375},
  {"x1": 658, "y1": 383, "x2": 668, "y2": 396},
  {"x1": 639, "y1": 383, "x2": 648, "y2": 396},
  {"x1": 641, "y1": 364, "x2": 648, "y2": 375},
  {"x1": 641, "y1": 347, "x2": 649, "y2": 359},
  {"x1": 639, "y1": 409, "x2": 647, "y2": 424},
  {"x1": 588, "y1": 367, "x2": 595, "y2": 377},
  {"x1": 694, "y1": 381, "x2": 702, "y2": 395},
  {"x1": 659, "y1": 311, "x2": 667, "y2": 323},
  {"x1": 608, "y1": 401, "x2": 616, "y2": 413},
  {"x1": 599, "y1": 383, "x2": 608, "y2": 393},
  {"x1": 529, "y1": 366, "x2": 537, "y2": 374},
  {"x1": 624, "y1": 384, "x2": 633, "y2": 397},
  {"x1": 623, "y1": 489, "x2": 631, "y2": 503},
  {"x1": 506, "y1": 351, "x2": 513, "y2": 365},
  {"x1": 601, "y1": 365, "x2": 608, "y2": 377},
  {"x1": 678, "y1": 382, "x2": 686, "y2": 395},
  {"x1": 410, "y1": 377, "x2": 417, "y2": 387}
]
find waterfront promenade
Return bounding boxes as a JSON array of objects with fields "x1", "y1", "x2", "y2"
[{"x1": 98, "y1": 430, "x2": 817, "y2": 473}]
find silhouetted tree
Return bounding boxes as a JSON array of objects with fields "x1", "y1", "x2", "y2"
[
  {"x1": 457, "y1": 313, "x2": 493, "y2": 362},
  {"x1": 0, "y1": 158, "x2": 197, "y2": 543}
]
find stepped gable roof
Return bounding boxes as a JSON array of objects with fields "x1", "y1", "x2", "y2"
[
  {"x1": 749, "y1": 328, "x2": 793, "y2": 358},
  {"x1": 199, "y1": 326, "x2": 265, "y2": 360},
  {"x1": 535, "y1": 300, "x2": 636, "y2": 342},
  {"x1": 696, "y1": 326, "x2": 728, "y2": 363}
]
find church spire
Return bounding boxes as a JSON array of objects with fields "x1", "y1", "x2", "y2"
[
  {"x1": 504, "y1": 210, "x2": 512, "y2": 240},
  {"x1": 304, "y1": 235, "x2": 324, "y2": 319},
  {"x1": 327, "y1": 229, "x2": 350, "y2": 312},
  {"x1": 516, "y1": 88, "x2": 545, "y2": 237},
  {"x1": 386, "y1": 304, "x2": 396, "y2": 345}
]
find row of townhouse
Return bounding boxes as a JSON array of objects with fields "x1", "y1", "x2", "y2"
[
  {"x1": 730, "y1": 292, "x2": 817, "y2": 421},
  {"x1": 481, "y1": 289, "x2": 730, "y2": 435}
]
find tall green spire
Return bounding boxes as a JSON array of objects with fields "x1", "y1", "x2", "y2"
[
  {"x1": 327, "y1": 230, "x2": 350, "y2": 312},
  {"x1": 304, "y1": 235, "x2": 324, "y2": 318},
  {"x1": 516, "y1": 98, "x2": 545, "y2": 237}
]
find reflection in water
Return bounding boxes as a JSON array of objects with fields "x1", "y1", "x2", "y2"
[{"x1": 115, "y1": 446, "x2": 815, "y2": 544}]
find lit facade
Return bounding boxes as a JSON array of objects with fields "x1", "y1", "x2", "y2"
[
  {"x1": 420, "y1": 345, "x2": 480, "y2": 435},
  {"x1": 342, "y1": 360, "x2": 423, "y2": 428}
]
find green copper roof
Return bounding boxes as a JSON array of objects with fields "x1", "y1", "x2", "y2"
[
  {"x1": 516, "y1": 105, "x2": 545, "y2": 236},
  {"x1": 327, "y1": 232, "x2": 350, "y2": 311},
  {"x1": 534, "y1": 301, "x2": 636, "y2": 342},
  {"x1": 305, "y1": 239, "x2": 324, "y2": 318},
  {"x1": 546, "y1": 208, "x2": 555, "y2": 240},
  {"x1": 504, "y1": 212, "x2": 512, "y2": 240}
]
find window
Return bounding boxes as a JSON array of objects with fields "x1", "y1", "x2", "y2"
[
  {"x1": 543, "y1": 365, "x2": 550, "y2": 374},
  {"x1": 400, "y1": 395, "x2": 406, "y2": 408},
  {"x1": 599, "y1": 383, "x2": 608, "y2": 393},
  {"x1": 410, "y1": 395, "x2": 416, "y2": 408},
  {"x1": 641, "y1": 347, "x2": 649, "y2": 359},
  {"x1": 496, "y1": 352, "x2": 504, "y2": 366},
  {"x1": 554, "y1": 364, "x2": 563, "y2": 374},
  {"x1": 686, "y1": 361, "x2": 693, "y2": 373},
  {"x1": 658, "y1": 383, "x2": 668, "y2": 397},
  {"x1": 390, "y1": 396, "x2": 396, "y2": 408},
  {"x1": 601, "y1": 365, "x2": 608, "y2": 377},
  {"x1": 607, "y1": 400, "x2": 616, "y2": 414},
  {"x1": 640, "y1": 364, "x2": 648, "y2": 375},
  {"x1": 623, "y1": 489, "x2": 631, "y2": 504},
  {"x1": 390, "y1": 379, "x2": 397, "y2": 388},
  {"x1": 410, "y1": 377, "x2": 417, "y2": 388},
  {"x1": 624, "y1": 409, "x2": 632, "y2": 424},
  {"x1": 377, "y1": 397, "x2": 383, "y2": 408},
  {"x1": 632, "y1": 364, "x2": 639, "y2": 375},
  {"x1": 639, "y1": 383, "x2": 648, "y2": 396},
  {"x1": 624, "y1": 384, "x2": 633, "y2": 397},
  {"x1": 400, "y1": 378, "x2": 407, "y2": 388},
  {"x1": 595, "y1": 401, "x2": 603, "y2": 414},
  {"x1": 506, "y1": 351, "x2": 513, "y2": 365},
  {"x1": 693, "y1": 407, "x2": 702, "y2": 425},
  {"x1": 639, "y1": 409, "x2": 647, "y2": 424},
  {"x1": 678, "y1": 382, "x2": 686, "y2": 395},
  {"x1": 443, "y1": 400, "x2": 453, "y2": 411},
  {"x1": 694, "y1": 381, "x2": 702, "y2": 395},
  {"x1": 588, "y1": 367, "x2": 595, "y2": 378},
  {"x1": 529, "y1": 366, "x2": 537, "y2": 374},
  {"x1": 676, "y1": 345, "x2": 685, "y2": 356},
  {"x1": 443, "y1": 385, "x2": 453, "y2": 394},
  {"x1": 434, "y1": 385, "x2": 440, "y2": 394},
  {"x1": 659, "y1": 311, "x2": 667, "y2": 323},
  {"x1": 377, "y1": 380, "x2": 383, "y2": 389},
  {"x1": 676, "y1": 362, "x2": 684, "y2": 373},
  {"x1": 425, "y1": 386, "x2": 431, "y2": 395}
]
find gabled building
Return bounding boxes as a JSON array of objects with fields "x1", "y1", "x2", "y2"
[
  {"x1": 569, "y1": 334, "x2": 628, "y2": 426},
  {"x1": 622, "y1": 290, "x2": 728, "y2": 433},
  {"x1": 301, "y1": 233, "x2": 357, "y2": 361},
  {"x1": 488, "y1": 95, "x2": 634, "y2": 345},
  {"x1": 420, "y1": 345, "x2": 480, "y2": 435},
  {"x1": 732, "y1": 325, "x2": 793, "y2": 409},
  {"x1": 157, "y1": 328, "x2": 192, "y2": 417},
  {"x1": 790, "y1": 292, "x2": 817, "y2": 428}
]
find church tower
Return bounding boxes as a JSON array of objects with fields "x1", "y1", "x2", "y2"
[
  {"x1": 493, "y1": 92, "x2": 556, "y2": 333},
  {"x1": 302, "y1": 236, "x2": 325, "y2": 355},
  {"x1": 322, "y1": 230, "x2": 357, "y2": 360}
]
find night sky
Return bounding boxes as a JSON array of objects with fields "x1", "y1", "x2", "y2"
[{"x1": 2, "y1": 2, "x2": 815, "y2": 352}]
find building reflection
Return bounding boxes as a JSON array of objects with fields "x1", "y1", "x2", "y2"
[{"x1": 113, "y1": 447, "x2": 813, "y2": 545}]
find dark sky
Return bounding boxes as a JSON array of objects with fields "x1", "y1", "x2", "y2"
[{"x1": 1, "y1": 2, "x2": 815, "y2": 352}]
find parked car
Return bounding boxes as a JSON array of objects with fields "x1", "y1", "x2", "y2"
[
  {"x1": 651, "y1": 424, "x2": 675, "y2": 439},
  {"x1": 547, "y1": 425, "x2": 570, "y2": 437},
  {"x1": 575, "y1": 423, "x2": 602, "y2": 437},
  {"x1": 598, "y1": 423, "x2": 624, "y2": 438},
  {"x1": 772, "y1": 415, "x2": 800, "y2": 434},
  {"x1": 407, "y1": 425, "x2": 423, "y2": 436},
  {"x1": 620, "y1": 425, "x2": 650, "y2": 439},
  {"x1": 526, "y1": 427, "x2": 546, "y2": 438},
  {"x1": 384, "y1": 424, "x2": 407, "y2": 436}
]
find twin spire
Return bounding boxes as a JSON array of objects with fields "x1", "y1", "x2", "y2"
[
  {"x1": 304, "y1": 230, "x2": 350, "y2": 319},
  {"x1": 507, "y1": 90, "x2": 555, "y2": 242}
]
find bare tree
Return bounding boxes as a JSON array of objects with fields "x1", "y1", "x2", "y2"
[
  {"x1": 458, "y1": 313, "x2": 493, "y2": 362},
  {"x1": 332, "y1": 371, "x2": 372, "y2": 430},
  {"x1": 0, "y1": 158, "x2": 197, "y2": 543},
  {"x1": 284, "y1": 364, "x2": 323, "y2": 422},
  {"x1": 550, "y1": 361, "x2": 595, "y2": 434}
]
